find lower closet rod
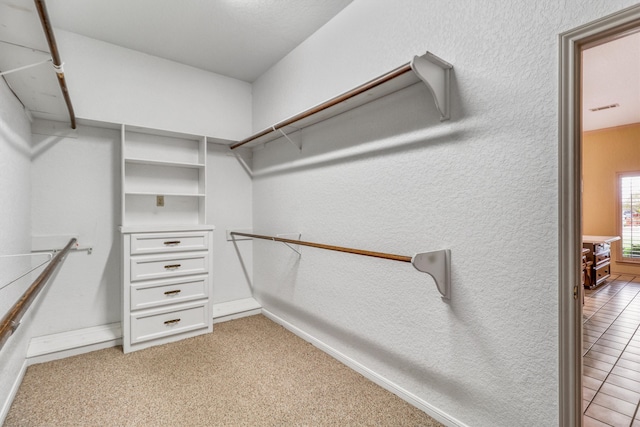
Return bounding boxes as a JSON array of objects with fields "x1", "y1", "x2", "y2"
[
  {"x1": 0, "y1": 237, "x2": 77, "y2": 351},
  {"x1": 229, "y1": 231, "x2": 412, "y2": 262},
  {"x1": 229, "y1": 231, "x2": 451, "y2": 300}
]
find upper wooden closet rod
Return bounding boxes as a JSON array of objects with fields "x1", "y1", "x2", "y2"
[
  {"x1": 229, "y1": 52, "x2": 452, "y2": 150},
  {"x1": 230, "y1": 63, "x2": 413, "y2": 150},
  {"x1": 34, "y1": 0, "x2": 76, "y2": 129}
]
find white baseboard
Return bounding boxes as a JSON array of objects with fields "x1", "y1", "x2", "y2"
[
  {"x1": 261, "y1": 309, "x2": 467, "y2": 427},
  {"x1": 0, "y1": 359, "x2": 28, "y2": 426},
  {"x1": 27, "y1": 323, "x2": 122, "y2": 365},
  {"x1": 22, "y1": 298, "x2": 262, "y2": 365},
  {"x1": 213, "y1": 297, "x2": 261, "y2": 324}
]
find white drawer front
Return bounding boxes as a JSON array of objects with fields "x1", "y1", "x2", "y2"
[
  {"x1": 130, "y1": 232, "x2": 208, "y2": 255},
  {"x1": 130, "y1": 302, "x2": 209, "y2": 344},
  {"x1": 130, "y1": 275, "x2": 208, "y2": 310},
  {"x1": 130, "y1": 252, "x2": 209, "y2": 282}
]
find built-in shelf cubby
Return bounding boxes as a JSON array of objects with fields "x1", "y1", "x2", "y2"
[{"x1": 121, "y1": 125, "x2": 207, "y2": 227}]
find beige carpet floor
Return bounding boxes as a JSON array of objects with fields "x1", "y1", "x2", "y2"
[{"x1": 6, "y1": 314, "x2": 442, "y2": 426}]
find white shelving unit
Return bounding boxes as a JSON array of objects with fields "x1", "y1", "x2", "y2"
[
  {"x1": 120, "y1": 124, "x2": 214, "y2": 353},
  {"x1": 121, "y1": 125, "x2": 208, "y2": 227}
]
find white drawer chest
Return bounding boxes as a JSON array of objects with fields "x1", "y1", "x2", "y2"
[
  {"x1": 119, "y1": 125, "x2": 215, "y2": 353},
  {"x1": 121, "y1": 228, "x2": 214, "y2": 353}
]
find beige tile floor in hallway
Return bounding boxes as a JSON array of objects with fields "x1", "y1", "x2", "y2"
[{"x1": 583, "y1": 274, "x2": 640, "y2": 426}]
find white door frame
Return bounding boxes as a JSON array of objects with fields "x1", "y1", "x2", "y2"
[{"x1": 559, "y1": 4, "x2": 640, "y2": 426}]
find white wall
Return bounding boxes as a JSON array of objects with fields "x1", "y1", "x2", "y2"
[
  {"x1": 55, "y1": 30, "x2": 252, "y2": 141},
  {"x1": 20, "y1": 30, "x2": 256, "y2": 339},
  {"x1": 0, "y1": 78, "x2": 33, "y2": 421},
  {"x1": 207, "y1": 145, "x2": 253, "y2": 303},
  {"x1": 249, "y1": 1, "x2": 638, "y2": 425},
  {"x1": 29, "y1": 121, "x2": 121, "y2": 336},
  {"x1": 27, "y1": 124, "x2": 255, "y2": 338}
]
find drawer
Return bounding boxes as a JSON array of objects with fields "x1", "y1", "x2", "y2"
[
  {"x1": 130, "y1": 252, "x2": 209, "y2": 282},
  {"x1": 130, "y1": 275, "x2": 208, "y2": 310},
  {"x1": 130, "y1": 232, "x2": 208, "y2": 255},
  {"x1": 130, "y1": 301, "x2": 209, "y2": 344},
  {"x1": 594, "y1": 263, "x2": 610, "y2": 284},
  {"x1": 594, "y1": 251, "x2": 610, "y2": 265}
]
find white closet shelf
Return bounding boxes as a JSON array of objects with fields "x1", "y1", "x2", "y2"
[
  {"x1": 230, "y1": 51, "x2": 452, "y2": 150},
  {"x1": 125, "y1": 192, "x2": 206, "y2": 197},
  {"x1": 124, "y1": 158, "x2": 205, "y2": 169},
  {"x1": 120, "y1": 225, "x2": 215, "y2": 233}
]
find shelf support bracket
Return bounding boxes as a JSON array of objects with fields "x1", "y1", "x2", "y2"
[
  {"x1": 275, "y1": 127, "x2": 302, "y2": 151},
  {"x1": 233, "y1": 152, "x2": 254, "y2": 178},
  {"x1": 411, "y1": 52, "x2": 453, "y2": 121},
  {"x1": 411, "y1": 249, "x2": 451, "y2": 300}
]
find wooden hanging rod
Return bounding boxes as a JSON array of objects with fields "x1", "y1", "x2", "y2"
[
  {"x1": 34, "y1": 0, "x2": 76, "y2": 129},
  {"x1": 229, "y1": 231, "x2": 413, "y2": 263},
  {"x1": 0, "y1": 238, "x2": 77, "y2": 351},
  {"x1": 230, "y1": 231, "x2": 451, "y2": 299},
  {"x1": 229, "y1": 62, "x2": 413, "y2": 150}
]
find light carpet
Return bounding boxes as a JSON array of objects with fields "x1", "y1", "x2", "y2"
[{"x1": 6, "y1": 314, "x2": 442, "y2": 426}]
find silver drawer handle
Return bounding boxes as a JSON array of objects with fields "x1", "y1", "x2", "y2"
[
  {"x1": 164, "y1": 241, "x2": 181, "y2": 246},
  {"x1": 164, "y1": 290, "x2": 181, "y2": 296},
  {"x1": 164, "y1": 264, "x2": 181, "y2": 270},
  {"x1": 164, "y1": 318, "x2": 181, "y2": 325}
]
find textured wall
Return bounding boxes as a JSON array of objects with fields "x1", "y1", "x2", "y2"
[
  {"x1": 30, "y1": 122, "x2": 121, "y2": 336},
  {"x1": 0, "y1": 82, "x2": 30, "y2": 255},
  {"x1": 250, "y1": 1, "x2": 638, "y2": 425},
  {"x1": 207, "y1": 144, "x2": 254, "y2": 303},
  {"x1": 27, "y1": 122, "x2": 255, "y2": 337}
]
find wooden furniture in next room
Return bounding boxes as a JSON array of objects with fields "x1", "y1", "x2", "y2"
[
  {"x1": 582, "y1": 248, "x2": 591, "y2": 289},
  {"x1": 582, "y1": 235, "x2": 621, "y2": 289}
]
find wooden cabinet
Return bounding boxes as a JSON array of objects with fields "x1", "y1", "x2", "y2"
[
  {"x1": 120, "y1": 125, "x2": 214, "y2": 353},
  {"x1": 583, "y1": 235, "x2": 620, "y2": 289},
  {"x1": 582, "y1": 248, "x2": 591, "y2": 288}
]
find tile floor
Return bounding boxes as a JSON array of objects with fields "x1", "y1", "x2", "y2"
[{"x1": 583, "y1": 274, "x2": 640, "y2": 426}]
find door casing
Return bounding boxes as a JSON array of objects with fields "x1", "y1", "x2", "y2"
[{"x1": 559, "y1": 5, "x2": 640, "y2": 426}]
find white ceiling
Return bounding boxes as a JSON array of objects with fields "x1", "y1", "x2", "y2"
[
  {"x1": 45, "y1": 0, "x2": 353, "y2": 83},
  {"x1": 582, "y1": 31, "x2": 640, "y2": 132},
  {"x1": 0, "y1": 0, "x2": 352, "y2": 123},
  {"x1": 0, "y1": 1, "x2": 638, "y2": 131}
]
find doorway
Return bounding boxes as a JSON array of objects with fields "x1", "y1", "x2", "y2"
[{"x1": 560, "y1": 5, "x2": 640, "y2": 426}]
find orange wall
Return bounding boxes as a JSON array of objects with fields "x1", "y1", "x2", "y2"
[{"x1": 583, "y1": 123, "x2": 640, "y2": 275}]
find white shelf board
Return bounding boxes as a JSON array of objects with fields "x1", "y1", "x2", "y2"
[
  {"x1": 120, "y1": 225, "x2": 215, "y2": 234},
  {"x1": 229, "y1": 52, "x2": 452, "y2": 151},
  {"x1": 125, "y1": 192, "x2": 205, "y2": 197},
  {"x1": 237, "y1": 70, "x2": 422, "y2": 149},
  {"x1": 124, "y1": 157, "x2": 205, "y2": 169}
]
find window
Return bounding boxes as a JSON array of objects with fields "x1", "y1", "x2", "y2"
[{"x1": 619, "y1": 172, "x2": 640, "y2": 261}]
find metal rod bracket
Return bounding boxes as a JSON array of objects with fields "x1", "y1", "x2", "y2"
[
  {"x1": 276, "y1": 233, "x2": 302, "y2": 257},
  {"x1": 0, "y1": 58, "x2": 52, "y2": 76},
  {"x1": 411, "y1": 249, "x2": 451, "y2": 300}
]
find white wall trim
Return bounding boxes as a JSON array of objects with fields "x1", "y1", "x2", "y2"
[
  {"x1": 21, "y1": 298, "x2": 262, "y2": 365},
  {"x1": 262, "y1": 309, "x2": 468, "y2": 427},
  {"x1": 0, "y1": 359, "x2": 28, "y2": 426},
  {"x1": 213, "y1": 297, "x2": 262, "y2": 324},
  {"x1": 27, "y1": 323, "x2": 122, "y2": 365},
  {"x1": 558, "y1": 5, "x2": 640, "y2": 426}
]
